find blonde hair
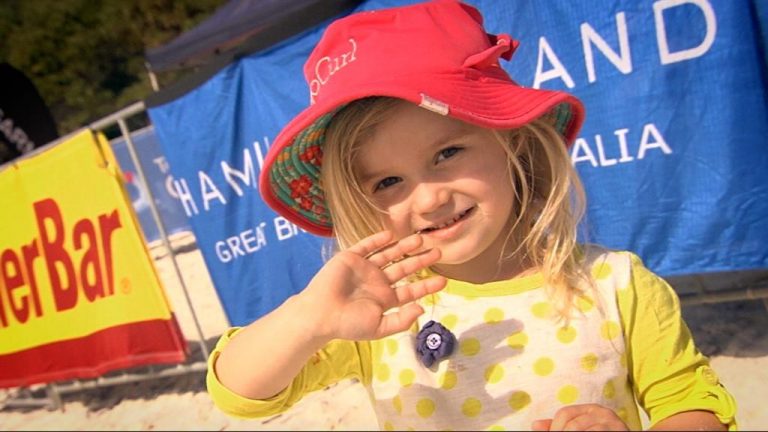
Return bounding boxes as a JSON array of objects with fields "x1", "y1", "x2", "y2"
[{"x1": 321, "y1": 97, "x2": 590, "y2": 319}]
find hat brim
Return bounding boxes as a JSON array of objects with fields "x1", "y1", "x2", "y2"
[{"x1": 259, "y1": 72, "x2": 585, "y2": 237}]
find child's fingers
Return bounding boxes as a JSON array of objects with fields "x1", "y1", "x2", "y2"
[
  {"x1": 586, "y1": 425, "x2": 617, "y2": 431},
  {"x1": 560, "y1": 414, "x2": 623, "y2": 431},
  {"x1": 364, "y1": 233, "x2": 424, "y2": 268},
  {"x1": 393, "y1": 275, "x2": 446, "y2": 305},
  {"x1": 548, "y1": 405, "x2": 627, "y2": 432},
  {"x1": 530, "y1": 419, "x2": 552, "y2": 431},
  {"x1": 346, "y1": 230, "x2": 394, "y2": 257},
  {"x1": 374, "y1": 303, "x2": 424, "y2": 338},
  {"x1": 382, "y1": 247, "x2": 441, "y2": 283},
  {"x1": 548, "y1": 405, "x2": 582, "y2": 431},
  {"x1": 556, "y1": 414, "x2": 593, "y2": 431}
]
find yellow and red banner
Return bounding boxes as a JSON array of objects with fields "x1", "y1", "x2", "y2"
[{"x1": 0, "y1": 130, "x2": 186, "y2": 388}]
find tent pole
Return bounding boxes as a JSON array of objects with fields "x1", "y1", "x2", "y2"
[{"x1": 146, "y1": 62, "x2": 160, "y2": 92}]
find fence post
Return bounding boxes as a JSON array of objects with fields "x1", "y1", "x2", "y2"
[
  {"x1": 44, "y1": 383, "x2": 63, "y2": 411},
  {"x1": 113, "y1": 115, "x2": 210, "y2": 360}
]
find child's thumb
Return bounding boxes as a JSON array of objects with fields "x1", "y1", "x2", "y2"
[
  {"x1": 374, "y1": 303, "x2": 423, "y2": 338},
  {"x1": 531, "y1": 419, "x2": 552, "y2": 431}
]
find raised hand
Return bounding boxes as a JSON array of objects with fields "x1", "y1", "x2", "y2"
[
  {"x1": 300, "y1": 230, "x2": 446, "y2": 342},
  {"x1": 531, "y1": 404, "x2": 629, "y2": 431}
]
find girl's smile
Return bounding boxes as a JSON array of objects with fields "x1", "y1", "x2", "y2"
[
  {"x1": 354, "y1": 101, "x2": 520, "y2": 283},
  {"x1": 415, "y1": 206, "x2": 475, "y2": 238}
]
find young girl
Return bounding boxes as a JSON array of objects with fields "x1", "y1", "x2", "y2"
[{"x1": 206, "y1": 1, "x2": 737, "y2": 430}]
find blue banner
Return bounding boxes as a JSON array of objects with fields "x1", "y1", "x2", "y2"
[
  {"x1": 110, "y1": 126, "x2": 192, "y2": 243},
  {"x1": 149, "y1": 0, "x2": 768, "y2": 326}
]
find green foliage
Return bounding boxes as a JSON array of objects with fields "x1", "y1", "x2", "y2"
[{"x1": 0, "y1": 0, "x2": 224, "y2": 134}]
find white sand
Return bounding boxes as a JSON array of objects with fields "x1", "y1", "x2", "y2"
[{"x1": 1, "y1": 231, "x2": 766, "y2": 430}]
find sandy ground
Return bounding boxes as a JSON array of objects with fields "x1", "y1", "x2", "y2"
[{"x1": 1, "y1": 231, "x2": 766, "y2": 430}]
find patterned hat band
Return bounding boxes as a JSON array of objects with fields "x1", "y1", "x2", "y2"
[{"x1": 270, "y1": 111, "x2": 336, "y2": 229}]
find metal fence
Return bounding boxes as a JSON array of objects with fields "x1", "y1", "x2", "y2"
[{"x1": 3, "y1": 101, "x2": 212, "y2": 411}]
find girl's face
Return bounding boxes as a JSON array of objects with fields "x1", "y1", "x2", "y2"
[{"x1": 354, "y1": 101, "x2": 518, "y2": 282}]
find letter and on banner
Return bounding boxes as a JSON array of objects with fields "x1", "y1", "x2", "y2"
[{"x1": 0, "y1": 130, "x2": 186, "y2": 388}]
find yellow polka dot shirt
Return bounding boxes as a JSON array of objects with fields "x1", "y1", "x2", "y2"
[{"x1": 206, "y1": 248, "x2": 737, "y2": 430}]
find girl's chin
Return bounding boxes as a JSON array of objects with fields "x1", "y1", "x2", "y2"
[{"x1": 431, "y1": 250, "x2": 476, "y2": 267}]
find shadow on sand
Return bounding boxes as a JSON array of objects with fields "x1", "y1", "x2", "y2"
[{"x1": 682, "y1": 299, "x2": 768, "y2": 358}]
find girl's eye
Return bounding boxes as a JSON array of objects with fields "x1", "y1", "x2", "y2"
[
  {"x1": 374, "y1": 176, "x2": 401, "y2": 192},
  {"x1": 436, "y1": 146, "x2": 462, "y2": 163}
]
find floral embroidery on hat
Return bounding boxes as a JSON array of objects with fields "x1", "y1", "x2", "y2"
[
  {"x1": 290, "y1": 174, "x2": 313, "y2": 200},
  {"x1": 300, "y1": 145, "x2": 323, "y2": 165},
  {"x1": 299, "y1": 197, "x2": 314, "y2": 211}
]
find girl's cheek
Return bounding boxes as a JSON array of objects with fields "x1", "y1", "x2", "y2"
[
  {"x1": 379, "y1": 214, "x2": 400, "y2": 232},
  {"x1": 379, "y1": 208, "x2": 408, "y2": 234}
]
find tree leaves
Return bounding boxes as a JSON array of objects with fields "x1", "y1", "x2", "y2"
[{"x1": 1, "y1": 0, "x2": 223, "y2": 134}]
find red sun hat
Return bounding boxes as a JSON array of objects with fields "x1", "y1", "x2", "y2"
[{"x1": 258, "y1": 0, "x2": 585, "y2": 237}]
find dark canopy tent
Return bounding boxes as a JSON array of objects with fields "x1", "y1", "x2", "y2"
[
  {"x1": 145, "y1": 0, "x2": 362, "y2": 104},
  {"x1": 0, "y1": 63, "x2": 59, "y2": 163}
]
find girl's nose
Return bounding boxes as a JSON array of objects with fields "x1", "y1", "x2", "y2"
[{"x1": 410, "y1": 181, "x2": 451, "y2": 215}]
